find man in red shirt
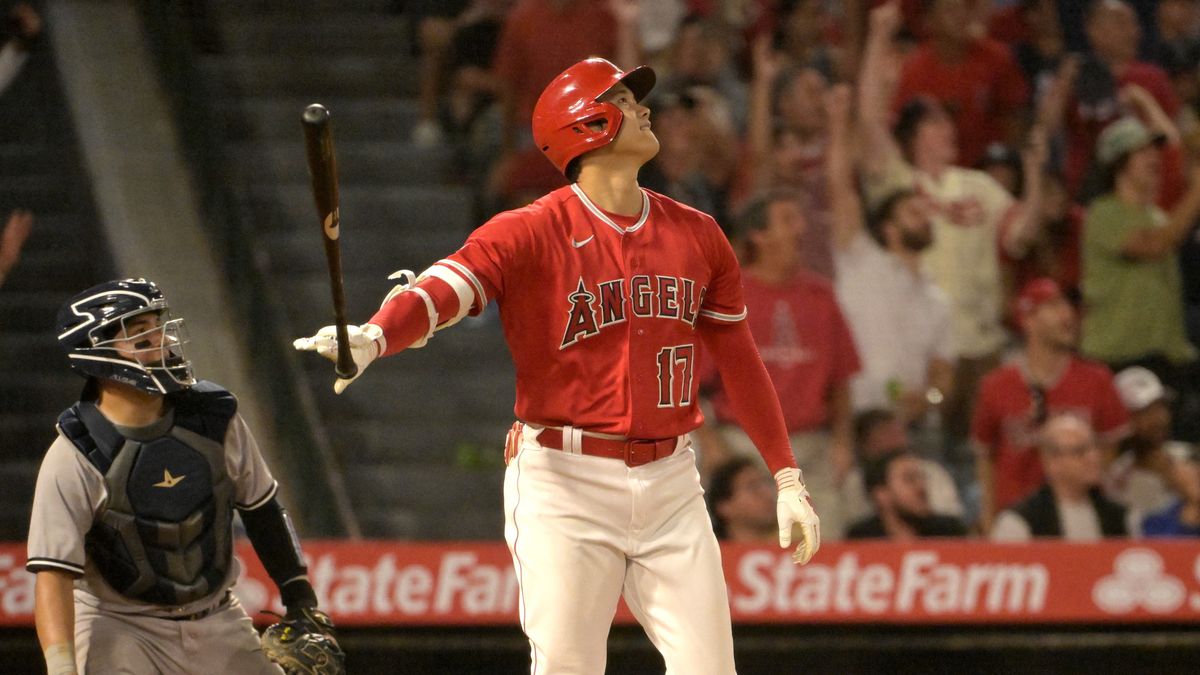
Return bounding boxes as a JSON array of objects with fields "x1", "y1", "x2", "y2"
[
  {"x1": 296, "y1": 58, "x2": 819, "y2": 674},
  {"x1": 893, "y1": 0, "x2": 1030, "y2": 166},
  {"x1": 972, "y1": 278, "x2": 1128, "y2": 532},
  {"x1": 1064, "y1": 0, "x2": 1183, "y2": 205},
  {"x1": 700, "y1": 191, "x2": 860, "y2": 538}
]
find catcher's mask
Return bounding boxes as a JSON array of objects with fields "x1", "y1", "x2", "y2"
[{"x1": 56, "y1": 278, "x2": 195, "y2": 395}]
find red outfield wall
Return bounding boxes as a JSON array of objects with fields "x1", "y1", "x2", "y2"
[{"x1": 2, "y1": 541, "x2": 1199, "y2": 626}]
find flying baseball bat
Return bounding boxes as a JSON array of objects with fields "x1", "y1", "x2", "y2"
[{"x1": 301, "y1": 103, "x2": 357, "y2": 380}]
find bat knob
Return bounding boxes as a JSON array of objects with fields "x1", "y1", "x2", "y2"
[{"x1": 303, "y1": 104, "x2": 330, "y2": 126}]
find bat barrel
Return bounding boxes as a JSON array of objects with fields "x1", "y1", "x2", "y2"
[{"x1": 302, "y1": 104, "x2": 358, "y2": 381}]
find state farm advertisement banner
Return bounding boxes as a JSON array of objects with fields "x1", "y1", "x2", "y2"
[{"x1": 1, "y1": 541, "x2": 1199, "y2": 626}]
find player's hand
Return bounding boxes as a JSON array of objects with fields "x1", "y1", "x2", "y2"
[
  {"x1": 775, "y1": 467, "x2": 821, "y2": 565},
  {"x1": 293, "y1": 323, "x2": 384, "y2": 394}
]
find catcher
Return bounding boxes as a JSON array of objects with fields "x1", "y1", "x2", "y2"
[{"x1": 27, "y1": 279, "x2": 344, "y2": 675}]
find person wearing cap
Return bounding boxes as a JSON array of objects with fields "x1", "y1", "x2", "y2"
[
  {"x1": 991, "y1": 413, "x2": 1139, "y2": 541},
  {"x1": 858, "y1": 1, "x2": 1047, "y2": 452},
  {"x1": 1081, "y1": 114, "x2": 1200, "y2": 423},
  {"x1": 1105, "y1": 366, "x2": 1196, "y2": 515},
  {"x1": 972, "y1": 278, "x2": 1128, "y2": 532}
]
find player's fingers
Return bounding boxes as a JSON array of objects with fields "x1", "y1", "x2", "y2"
[
  {"x1": 333, "y1": 378, "x2": 350, "y2": 395},
  {"x1": 778, "y1": 523, "x2": 791, "y2": 549}
]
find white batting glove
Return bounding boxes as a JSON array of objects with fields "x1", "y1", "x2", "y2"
[
  {"x1": 293, "y1": 324, "x2": 385, "y2": 394},
  {"x1": 775, "y1": 467, "x2": 821, "y2": 565}
]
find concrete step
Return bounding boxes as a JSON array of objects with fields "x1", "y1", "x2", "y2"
[
  {"x1": 209, "y1": 0, "x2": 396, "y2": 16},
  {"x1": 219, "y1": 13, "x2": 410, "y2": 56},
  {"x1": 0, "y1": 175, "x2": 83, "y2": 214},
  {"x1": 216, "y1": 97, "x2": 422, "y2": 142},
  {"x1": 0, "y1": 143, "x2": 78, "y2": 176},
  {"x1": 0, "y1": 376, "x2": 81, "y2": 419},
  {"x1": 259, "y1": 222, "x2": 466, "y2": 279},
  {"x1": 343, "y1": 462, "x2": 504, "y2": 513},
  {"x1": 0, "y1": 333, "x2": 68, "y2": 373},
  {"x1": 227, "y1": 139, "x2": 452, "y2": 185},
  {"x1": 198, "y1": 54, "x2": 418, "y2": 98},
  {"x1": 0, "y1": 461, "x2": 39, "y2": 540},
  {"x1": 0, "y1": 291, "x2": 62, "y2": 329}
]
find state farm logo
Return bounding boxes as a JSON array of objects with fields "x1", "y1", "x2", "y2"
[{"x1": 1093, "y1": 549, "x2": 1187, "y2": 614}]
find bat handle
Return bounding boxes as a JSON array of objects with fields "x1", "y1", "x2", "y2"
[{"x1": 333, "y1": 322, "x2": 358, "y2": 380}]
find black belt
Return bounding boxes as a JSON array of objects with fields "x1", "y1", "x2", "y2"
[{"x1": 163, "y1": 591, "x2": 230, "y2": 621}]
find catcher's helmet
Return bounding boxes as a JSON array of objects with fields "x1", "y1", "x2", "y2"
[
  {"x1": 56, "y1": 278, "x2": 195, "y2": 395},
  {"x1": 532, "y1": 57, "x2": 656, "y2": 174}
]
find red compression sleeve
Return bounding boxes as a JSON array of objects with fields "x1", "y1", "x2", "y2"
[
  {"x1": 699, "y1": 320, "x2": 797, "y2": 476},
  {"x1": 366, "y1": 277, "x2": 461, "y2": 357}
]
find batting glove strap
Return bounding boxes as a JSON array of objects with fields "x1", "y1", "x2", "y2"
[
  {"x1": 382, "y1": 269, "x2": 438, "y2": 348},
  {"x1": 774, "y1": 467, "x2": 822, "y2": 566}
]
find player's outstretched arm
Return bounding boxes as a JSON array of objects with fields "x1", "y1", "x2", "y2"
[
  {"x1": 700, "y1": 320, "x2": 821, "y2": 564},
  {"x1": 34, "y1": 570, "x2": 77, "y2": 675},
  {"x1": 294, "y1": 272, "x2": 463, "y2": 393}
]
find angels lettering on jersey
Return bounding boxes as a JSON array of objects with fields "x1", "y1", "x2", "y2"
[{"x1": 560, "y1": 275, "x2": 705, "y2": 349}]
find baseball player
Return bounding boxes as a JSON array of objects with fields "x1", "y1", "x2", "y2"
[
  {"x1": 296, "y1": 58, "x2": 820, "y2": 674},
  {"x1": 28, "y1": 279, "x2": 342, "y2": 675}
]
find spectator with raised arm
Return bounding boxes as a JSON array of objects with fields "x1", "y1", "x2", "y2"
[
  {"x1": 1081, "y1": 114, "x2": 1200, "y2": 442},
  {"x1": 893, "y1": 0, "x2": 1030, "y2": 167},
  {"x1": 0, "y1": 208, "x2": 31, "y2": 289},
  {"x1": 742, "y1": 34, "x2": 835, "y2": 277},
  {"x1": 1065, "y1": 0, "x2": 1184, "y2": 205},
  {"x1": 0, "y1": 2, "x2": 39, "y2": 97},
  {"x1": 991, "y1": 413, "x2": 1139, "y2": 541},
  {"x1": 859, "y1": 0, "x2": 1045, "y2": 452},
  {"x1": 830, "y1": 61, "x2": 954, "y2": 434}
]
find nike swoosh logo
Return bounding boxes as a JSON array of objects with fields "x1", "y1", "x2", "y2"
[
  {"x1": 154, "y1": 469, "x2": 186, "y2": 488},
  {"x1": 571, "y1": 235, "x2": 594, "y2": 249}
]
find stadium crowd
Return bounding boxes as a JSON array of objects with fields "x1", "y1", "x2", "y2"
[{"x1": 406, "y1": 0, "x2": 1200, "y2": 542}]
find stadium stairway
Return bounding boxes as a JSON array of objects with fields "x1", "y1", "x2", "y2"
[
  {"x1": 195, "y1": 1, "x2": 514, "y2": 538},
  {"x1": 0, "y1": 43, "x2": 113, "y2": 539}
]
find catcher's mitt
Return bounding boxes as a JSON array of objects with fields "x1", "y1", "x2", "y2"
[{"x1": 261, "y1": 607, "x2": 346, "y2": 675}]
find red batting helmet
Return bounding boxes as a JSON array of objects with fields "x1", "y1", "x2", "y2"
[{"x1": 532, "y1": 57, "x2": 656, "y2": 174}]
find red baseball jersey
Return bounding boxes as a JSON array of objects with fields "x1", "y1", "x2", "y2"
[
  {"x1": 971, "y1": 356, "x2": 1129, "y2": 510},
  {"x1": 430, "y1": 184, "x2": 747, "y2": 439},
  {"x1": 704, "y1": 270, "x2": 860, "y2": 432}
]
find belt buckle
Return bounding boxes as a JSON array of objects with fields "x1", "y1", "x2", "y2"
[{"x1": 624, "y1": 440, "x2": 659, "y2": 467}]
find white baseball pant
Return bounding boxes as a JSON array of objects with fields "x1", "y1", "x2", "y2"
[{"x1": 504, "y1": 425, "x2": 736, "y2": 674}]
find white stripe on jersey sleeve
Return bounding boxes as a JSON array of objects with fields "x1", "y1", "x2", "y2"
[
  {"x1": 422, "y1": 263, "x2": 476, "y2": 326},
  {"x1": 434, "y1": 259, "x2": 488, "y2": 315},
  {"x1": 26, "y1": 557, "x2": 85, "y2": 576},
  {"x1": 237, "y1": 481, "x2": 279, "y2": 511},
  {"x1": 699, "y1": 306, "x2": 748, "y2": 323}
]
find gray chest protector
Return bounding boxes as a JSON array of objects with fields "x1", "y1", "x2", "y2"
[{"x1": 58, "y1": 381, "x2": 237, "y2": 606}]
